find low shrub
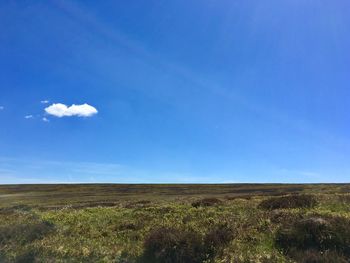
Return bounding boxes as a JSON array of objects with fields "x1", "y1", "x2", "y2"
[
  {"x1": 275, "y1": 216, "x2": 350, "y2": 261},
  {"x1": 191, "y1": 198, "x2": 222, "y2": 208},
  {"x1": 258, "y1": 194, "x2": 317, "y2": 210},
  {"x1": 124, "y1": 200, "x2": 152, "y2": 209},
  {"x1": 182, "y1": 215, "x2": 193, "y2": 224},
  {"x1": 142, "y1": 224, "x2": 235, "y2": 263},
  {"x1": 269, "y1": 210, "x2": 303, "y2": 224},
  {"x1": 0, "y1": 205, "x2": 32, "y2": 215},
  {"x1": 204, "y1": 224, "x2": 235, "y2": 258},
  {"x1": 14, "y1": 248, "x2": 38, "y2": 263},
  {"x1": 0, "y1": 221, "x2": 54, "y2": 245},
  {"x1": 291, "y1": 249, "x2": 348, "y2": 263},
  {"x1": 71, "y1": 201, "x2": 117, "y2": 209},
  {"x1": 118, "y1": 222, "x2": 140, "y2": 231},
  {"x1": 338, "y1": 194, "x2": 350, "y2": 203},
  {"x1": 135, "y1": 200, "x2": 151, "y2": 205},
  {"x1": 142, "y1": 227, "x2": 204, "y2": 263}
]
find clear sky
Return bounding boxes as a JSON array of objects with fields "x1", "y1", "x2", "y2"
[{"x1": 0, "y1": 1, "x2": 349, "y2": 184}]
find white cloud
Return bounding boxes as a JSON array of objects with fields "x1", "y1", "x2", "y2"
[
  {"x1": 41, "y1": 100, "x2": 50, "y2": 104},
  {"x1": 42, "y1": 117, "x2": 49, "y2": 122},
  {"x1": 45, "y1": 103, "x2": 98, "y2": 117},
  {"x1": 24, "y1": 115, "x2": 33, "y2": 119}
]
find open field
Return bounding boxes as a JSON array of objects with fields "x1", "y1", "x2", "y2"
[{"x1": 1, "y1": 184, "x2": 350, "y2": 262}]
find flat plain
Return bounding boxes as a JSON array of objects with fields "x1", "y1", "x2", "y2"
[{"x1": 1, "y1": 184, "x2": 350, "y2": 262}]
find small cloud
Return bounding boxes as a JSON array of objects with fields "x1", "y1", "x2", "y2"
[
  {"x1": 24, "y1": 115, "x2": 34, "y2": 119},
  {"x1": 42, "y1": 117, "x2": 49, "y2": 122},
  {"x1": 45, "y1": 103, "x2": 98, "y2": 118},
  {"x1": 0, "y1": 106, "x2": 4, "y2": 110},
  {"x1": 41, "y1": 100, "x2": 49, "y2": 104}
]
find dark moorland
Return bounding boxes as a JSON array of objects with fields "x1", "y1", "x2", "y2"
[{"x1": 1, "y1": 184, "x2": 350, "y2": 262}]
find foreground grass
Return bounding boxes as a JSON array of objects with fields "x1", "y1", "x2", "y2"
[{"x1": 1, "y1": 184, "x2": 350, "y2": 262}]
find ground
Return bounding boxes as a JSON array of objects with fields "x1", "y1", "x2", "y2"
[{"x1": 0, "y1": 184, "x2": 350, "y2": 262}]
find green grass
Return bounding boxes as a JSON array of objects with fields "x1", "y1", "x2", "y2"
[{"x1": 0, "y1": 184, "x2": 350, "y2": 262}]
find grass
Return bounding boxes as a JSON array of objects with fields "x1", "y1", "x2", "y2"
[{"x1": 0, "y1": 184, "x2": 349, "y2": 262}]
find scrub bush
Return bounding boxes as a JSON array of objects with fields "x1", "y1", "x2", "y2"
[
  {"x1": 192, "y1": 198, "x2": 222, "y2": 208},
  {"x1": 0, "y1": 221, "x2": 54, "y2": 245},
  {"x1": 204, "y1": 224, "x2": 235, "y2": 258},
  {"x1": 258, "y1": 195, "x2": 317, "y2": 210},
  {"x1": 143, "y1": 227, "x2": 204, "y2": 263},
  {"x1": 276, "y1": 216, "x2": 350, "y2": 261}
]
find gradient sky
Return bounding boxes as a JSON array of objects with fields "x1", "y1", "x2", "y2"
[{"x1": 0, "y1": 1, "x2": 349, "y2": 183}]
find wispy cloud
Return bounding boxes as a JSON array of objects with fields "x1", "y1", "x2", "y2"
[
  {"x1": 1, "y1": 156, "x2": 348, "y2": 184},
  {"x1": 45, "y1": 103, "x2": 98, "y2": 118},
  {"x1": 42, "y1": 117, "x2": 49, "y2": 122},
  {"x1": 0, "y1": 106, "x2": 4, "y2": 110},
  {"x1": 0, "y1": 157, "x2": 222, "y2": 184},
  {"x1": 41, "y1": 100, "x2": 49, "y2": 104},
  {"x1": 0, "y1": 157, "x2": 124, "y2": 184},
  {"x1": 24, "y1": 115, "x2": 33, "y2": 119}
]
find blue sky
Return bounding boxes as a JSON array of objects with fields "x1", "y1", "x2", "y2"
[{"x1": 0, "y1": 0, "x2": 349, "y2": 183}]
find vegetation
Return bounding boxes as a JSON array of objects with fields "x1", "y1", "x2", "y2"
[
  {"x1": 143, "y1": 227, "x2": 204, "y2": 263},
  {"x1": 142, "y1": 223, "x2": 234, "y2": 263},
  {"x1": 0, "y1": 184, "x2": 350, "y2": 262},
  {"x1": 258, "y1": 194, "x2": 317, "y2": 210},
  {"x1": 276, "y1": 215, "x2": 350, "y2": 261},
  {"x1": 191, "y1": 197, "x2": 223, "y2": 208}
]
